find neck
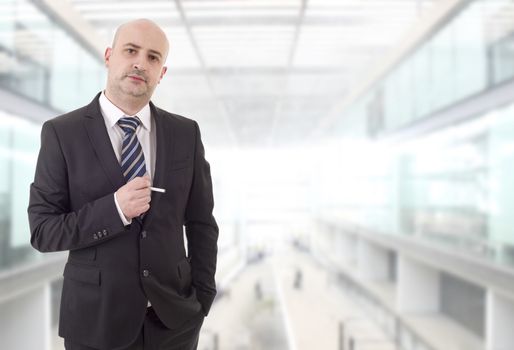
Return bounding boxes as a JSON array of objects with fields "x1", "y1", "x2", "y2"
[{"x1": 104, "y1": 89, "x2": 148, "y2": 116}]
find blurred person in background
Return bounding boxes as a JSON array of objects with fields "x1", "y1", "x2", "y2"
[{"x1": 27, "y1": 18, "x2": 218, "y2": 350}]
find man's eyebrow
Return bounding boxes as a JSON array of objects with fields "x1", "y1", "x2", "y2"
[
  {"x1": 148, "y1": 49, "x2": 163, "y2": 59},
  {"x1": 123, "y1": 43, "x2": 141, "y2": 49},
  {"x1": 123, "y1": 43, "x2": 163, "y2": 58}
]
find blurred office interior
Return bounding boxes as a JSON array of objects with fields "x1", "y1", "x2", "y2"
[{"x1": 2, "y1": 0, "x2": 514, "y2": 349}]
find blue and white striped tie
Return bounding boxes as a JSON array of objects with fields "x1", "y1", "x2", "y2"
[{"x1": 117, "y1": 116, "x2": 146, "y2": 182}]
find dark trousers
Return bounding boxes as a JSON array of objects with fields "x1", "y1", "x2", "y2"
[{"x1": 64, "y1": 307, "x2": 204, "y2": 350}]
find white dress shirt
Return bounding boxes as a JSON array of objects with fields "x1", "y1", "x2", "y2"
[{"x1": 98, "y1": 91, "x2": 156, "y2": 226}]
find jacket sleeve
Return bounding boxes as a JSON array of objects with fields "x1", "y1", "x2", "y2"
[
  {"x1": 28, "y1": 120, "x2": 125, "y2": 252},
  {"x1": 184, "y1": 121, "x2": 219, "y2": 316}
]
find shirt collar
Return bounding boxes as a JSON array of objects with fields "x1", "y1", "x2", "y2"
[{"x1": 99, "y1": 91, "x2": 151, "y2": 131}]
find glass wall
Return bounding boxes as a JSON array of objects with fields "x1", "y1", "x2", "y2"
[
  {"x1": 337, "y1": 0, "x2": 514, "y2": 137},
  {"x1": 0, "y1": 113, "x2": 41, "y2": 271},
  {"x1": 486, "y1": 0, "x2": 514, "y2": 85},
  {"x1": 0, "y1": 0, "x2": 104, "y2": 112}
]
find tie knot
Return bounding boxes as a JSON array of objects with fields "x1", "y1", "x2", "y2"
[{"x1": 117, "y1": 116, "x2": 141, "y2": 134}]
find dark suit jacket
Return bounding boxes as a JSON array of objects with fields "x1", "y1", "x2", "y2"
[{"x1": 27, "y1": 92, "x2": 218, "y2": 350}]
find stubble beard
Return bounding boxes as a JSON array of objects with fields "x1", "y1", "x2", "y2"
[
  {"x1": 119, "y1": 75, "x2": 149, "y2": 98},
  {"x1": 106, "y1": 71, "x2": 158, "y2": 108}
]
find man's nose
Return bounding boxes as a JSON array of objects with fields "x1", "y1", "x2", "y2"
[{"x1": 132, "y1": 61, "x2": 146, "y2": 71}]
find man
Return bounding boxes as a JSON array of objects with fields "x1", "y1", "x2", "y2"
[{"x1": 27, "y1": 19, "x2": 218, "y2": 350}]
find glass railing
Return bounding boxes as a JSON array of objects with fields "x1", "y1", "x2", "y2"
[{"x1": 318, "y1": 98, "x2": 514, "y2": 269}]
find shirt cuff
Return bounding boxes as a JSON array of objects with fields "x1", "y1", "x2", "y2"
[{"x1": 114, "y1": 192, "x2": 132, "y2": 226}]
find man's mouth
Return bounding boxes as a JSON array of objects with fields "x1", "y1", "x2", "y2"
[{"x1": 127, "y1": 75, "x2": 146, "y2": 82}]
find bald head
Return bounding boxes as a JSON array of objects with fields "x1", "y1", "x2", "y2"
[
  {"x1": 112, "y1": 19, "x2": 169, "y2": 61},
  {"x1": 104, "y1": 18, "x2": 170, "y2": 114}
]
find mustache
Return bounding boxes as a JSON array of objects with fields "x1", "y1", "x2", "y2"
[{"x1": 125, "y1": 71, "x2": 147, "y2": 81}]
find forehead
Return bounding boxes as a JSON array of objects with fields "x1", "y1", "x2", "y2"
[{"x1": 115, "y1": 23, "x2": 168, "y2": 54}]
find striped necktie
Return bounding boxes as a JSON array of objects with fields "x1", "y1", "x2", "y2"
[{"x1": 117, "y1": 116, "x2": 147, "y2": 182}]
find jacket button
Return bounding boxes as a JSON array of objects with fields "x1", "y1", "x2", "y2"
[
  {"x1": 93, "y1": 234, "x2": 98, "y2": 240},
  {"x1": 141, "y1": 230, "x2": 147, "y2": 239},
  {"x1": 102, "y1": 229, "x2": 108, "y2": 235},
  {"x1": 142, "y1": 269, "x2": 149, "y2": 277}
]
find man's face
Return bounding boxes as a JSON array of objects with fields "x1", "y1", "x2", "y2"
[{"x1": 105, "y1": 22, "x2": 168, "y2": 101}]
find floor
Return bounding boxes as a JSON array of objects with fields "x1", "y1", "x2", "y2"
[{"x1": 198, "y1": 245, "x2": 398, "y2": 350}]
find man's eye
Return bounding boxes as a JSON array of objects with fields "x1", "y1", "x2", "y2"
[
  {"x1": 150, "y1": 56, "x2": 159, "y2": 62},
  {"x1": 126, "y1": 48, "x2": 135, "y2": 54}
]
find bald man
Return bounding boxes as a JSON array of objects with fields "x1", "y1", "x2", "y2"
[{"x1": 28, "y1": 19, "x2": 218, "y2": 350}]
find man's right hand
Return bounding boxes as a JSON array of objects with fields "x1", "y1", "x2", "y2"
[{"x1": 115, "y1": 176, "x2": 151, "y2": 219}]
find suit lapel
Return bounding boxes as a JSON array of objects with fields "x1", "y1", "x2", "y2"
[
  {"x1": 142, "y1": 102, "x2": 175, "y2": 227},
  {"x1": 83, "y1": 93, "x2": 126, "y2": 192}
]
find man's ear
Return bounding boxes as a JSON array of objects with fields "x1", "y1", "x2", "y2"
[
  {"x1": 158, "y1": 66, "x2": 168, "y2": 83},
  {"x1": 104, "y1": 47, "x2": 112, "y2": 67}
]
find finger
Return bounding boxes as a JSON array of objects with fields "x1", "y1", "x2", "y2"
[
  {"x1": 134, "y1": 197, "x2": 151, "y2": 207},
  {"x1": 131, "y1": 188, "x2": 151, "y2": 200},
  {"x1": 128, "y1": 177, "x2": 151, "y2": 190},
  {"x1": 140, "y1": 204, "x2": 150, "y2": 213},
  {"x1": 141, "y1": 174, "x2": 152, "y2": 187}
]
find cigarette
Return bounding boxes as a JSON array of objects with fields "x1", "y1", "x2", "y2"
[{"x1": 150, "y1": 187, "x2": 166, "y2": 193}]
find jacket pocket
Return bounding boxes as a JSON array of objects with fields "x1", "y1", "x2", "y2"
[{"x1": 63, "y1": 262, "x2": 100, "y2": 285}]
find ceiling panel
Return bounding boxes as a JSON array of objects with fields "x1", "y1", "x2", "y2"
[{"x1": 67, "y1": 0, "x2": 438, "y2": 148}]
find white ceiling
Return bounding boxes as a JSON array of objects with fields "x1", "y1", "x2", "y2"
[{"x1": 68, "y1": 0, "x2": 439, "y2": 148}]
